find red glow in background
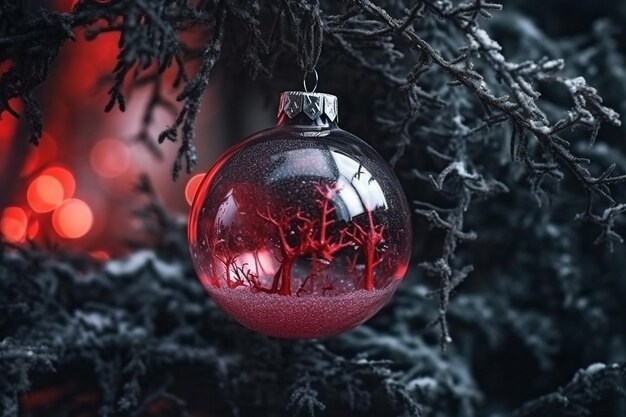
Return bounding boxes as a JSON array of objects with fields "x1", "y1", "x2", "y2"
[{"x1": 0, "y1": 0, "x2": 224, "y2": 257}]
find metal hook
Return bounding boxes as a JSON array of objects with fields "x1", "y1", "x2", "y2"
[{"x1": 303, "y1": 69, "x2": 319, "y2": 93}]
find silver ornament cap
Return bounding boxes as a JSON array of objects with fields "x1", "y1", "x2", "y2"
[{"x1": 277, "y1": 91, "x2": 339, "y2": 123}]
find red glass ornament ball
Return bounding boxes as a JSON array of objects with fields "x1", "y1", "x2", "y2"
[{"x1": 188, "y1": 122, "x2": 412, "y2": 339}]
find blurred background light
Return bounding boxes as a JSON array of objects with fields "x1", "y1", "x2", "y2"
[
  {"x1": 27, "y1": 175, "x2": 64, "y2": 213},
  {"x1": 0, "y1": 206, "x2": 28, "y2": 243},
  {"x1": 90, "y1": 138, "x2": 131, "y2": 178},
  {"x1": 185, "y1": 173, "x2": 205, "y2": 206},
  {"x1": 52, "y1": 198, "x2": 94, "y2": 239},
  {"x1": 41, "y1": 166, "x2": 76, "y2": 199}
]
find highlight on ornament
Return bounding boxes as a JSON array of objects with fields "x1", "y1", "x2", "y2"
[{"x1": 188, "y1": 90, "x2": 411, "y2": 339}]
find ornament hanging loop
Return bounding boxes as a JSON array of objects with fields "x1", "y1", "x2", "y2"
[{"x1": 303, "y1": 69, "x2": 319, "y2": 93}]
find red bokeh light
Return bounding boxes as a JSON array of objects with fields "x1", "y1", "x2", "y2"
[
  {"x1": 52, "y1": 199, "x2": 94, "y2": 239},
  {"x1": 90, "y1": 138, "x2": 131, "y2": 178},
  {"x1": 185, "y1": 173, "x2": 205, "y2": 206},
  {"x1": 41, "y1": 166, "x2": 76, "y2": 199},
  {"x1": 27, "y1": 175, "x2": 65, "y2": 213},
  {"x1": 1, "y1": 207, "x2": 28, "y2": 243},
  {"x1": 27, "y1": 218, "x2": 39, "y2": 240}
]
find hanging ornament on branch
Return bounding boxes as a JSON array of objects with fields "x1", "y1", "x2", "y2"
[{"x1": 188, "y1": 71, "x2": 412, "y2": 339}]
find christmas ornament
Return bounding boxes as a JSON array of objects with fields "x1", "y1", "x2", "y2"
[{"x1": 188, "y1": 77, "x2": 411, "y2": 339}]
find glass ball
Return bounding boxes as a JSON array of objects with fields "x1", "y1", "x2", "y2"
[{"x1": 189, "y1": 99, "x2": 411, "y2": 339}]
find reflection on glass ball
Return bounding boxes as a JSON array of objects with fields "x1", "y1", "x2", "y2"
[{"x1": 189, "y1": 125, "x2": 411, "y2": 339}]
